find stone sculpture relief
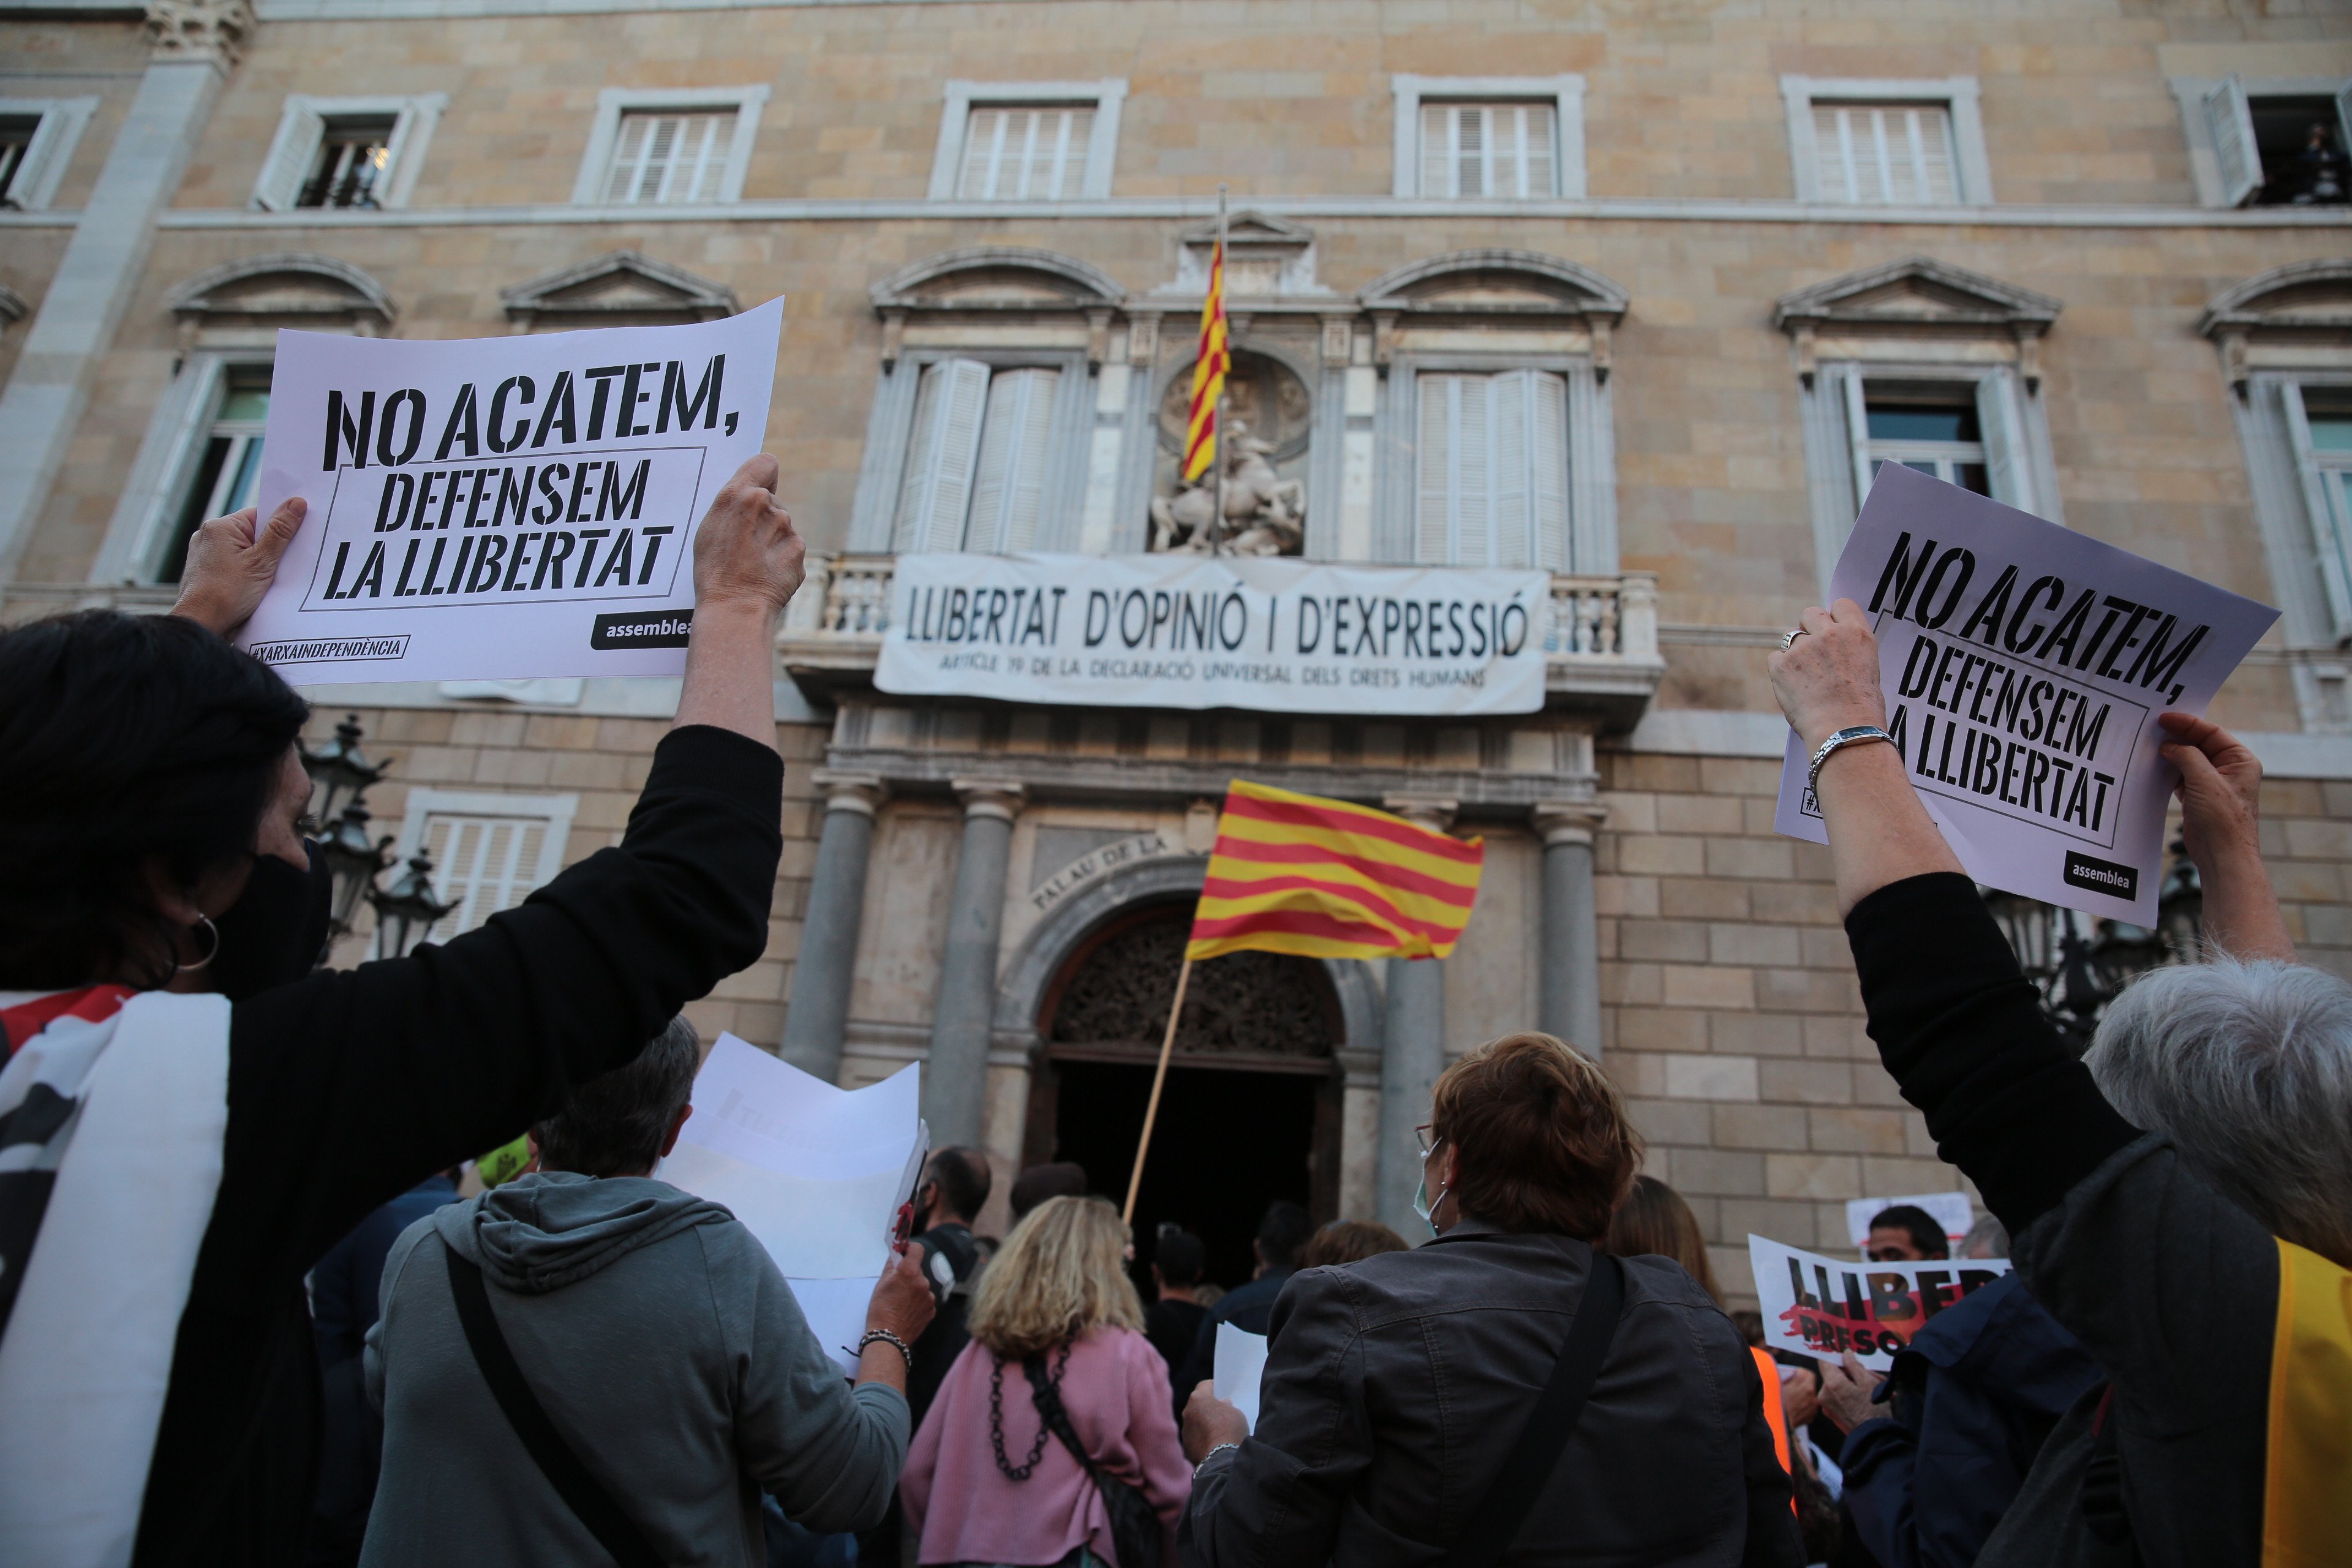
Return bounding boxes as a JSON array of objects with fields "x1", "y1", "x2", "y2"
[{"x1": 1148, "y1": 419, "x2": 1306, "y2": 556}]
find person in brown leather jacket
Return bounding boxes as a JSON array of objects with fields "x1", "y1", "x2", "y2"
[{"x1": 1177, "y1": 1032, "x2": 1801, "y2": 1567}]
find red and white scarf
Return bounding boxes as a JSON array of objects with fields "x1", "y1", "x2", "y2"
[{"x1": 0, "y1": 986, "x2": 230, "y2": 1568}]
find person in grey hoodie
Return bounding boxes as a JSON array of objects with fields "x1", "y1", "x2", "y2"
[{"x1": 360, "y1": 1016, "x2": 935, "y2": 1567}]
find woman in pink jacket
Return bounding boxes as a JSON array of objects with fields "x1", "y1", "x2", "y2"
[{"x1": 902, "y1": 1196, "x2": 1191, "y2": 1567}]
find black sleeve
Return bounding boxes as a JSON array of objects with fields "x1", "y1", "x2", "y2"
[
  {"x1": 203, "y1": 723, "x2": 783, "y2": 1298},
  {"x1": 1738, "y1": 1349, "x2": 1805, "y2": 1568},
  {"x1": 1844, "y1": 872, "x2": 2140, "y2": 1238}
]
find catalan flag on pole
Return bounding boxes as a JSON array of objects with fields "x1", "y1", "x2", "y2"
[
  {"x1": 1185, "y1": 780, "x2": 1485, "y2": 963},
  {"x1": 1182, "y1": 235, "x2": 1229, "y2": 484}
]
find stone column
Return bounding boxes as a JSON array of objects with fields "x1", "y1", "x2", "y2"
[
  {"x1": 777, "y1": 771, "x2": 886, "y2": 1083},
  {"x1": 922, "y1": 778, "x2": 1024, "y2": 1146},
  {"x1": 0, "y1": 0, "x2": 251, "y2": 586},
  {"x1": 1532, "y1": 801, "x2": 1610, "y2": 1057},
  {"x1": 1376, "y1": 795, "x2": 1457, "y2": 1238}
]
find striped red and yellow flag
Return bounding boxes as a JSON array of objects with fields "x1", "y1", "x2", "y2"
[
  {"x1": 1185, "y1": 780, "x2": 1484, "y2": 963},
  {"x1": 1182, "y1": 239, "x2": 1229, "y2": 483}
]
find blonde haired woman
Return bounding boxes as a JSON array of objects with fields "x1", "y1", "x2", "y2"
[{"x1": 900, "y1": 1196, "x2": 1190, "y2": 1567}]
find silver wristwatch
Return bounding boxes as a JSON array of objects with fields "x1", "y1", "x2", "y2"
[{"x1": 1807, "y1": 725, "x2": 1894, "y2": 793}]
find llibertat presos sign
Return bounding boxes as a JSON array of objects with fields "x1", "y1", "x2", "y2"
[
  {"x1": 1749, "y1": 1235, "x2": 2013, "y2": 1371},
  {"x1": 235, "y1": 299, "x2": 782, "y2": 685},
  {"x1": 873, "y1": 552, "x2": 1551, "y2": 717},
  {"x1": 1773, "y1": 463, "x2": 2278, "y2": 925}
]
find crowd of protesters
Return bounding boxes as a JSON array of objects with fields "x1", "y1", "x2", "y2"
[{"x1": 1, "y1": 466, "x2": 2346, "y2": 1568}]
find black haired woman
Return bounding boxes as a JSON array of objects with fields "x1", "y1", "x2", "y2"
[{"x1": 0, "y1": 458, "x2": 806, "y2": 1568}]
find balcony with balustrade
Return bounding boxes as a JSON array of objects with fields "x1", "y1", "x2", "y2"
[{"x1": 777, "y1": 556, "x2": 1666, "y2": 726}]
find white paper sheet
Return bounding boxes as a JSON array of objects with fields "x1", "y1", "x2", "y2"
[
  {"x1": 1773, "y1": 463, "x2": 2279, "y2": 924},
  {"x1": 236, "y1": 300, "x2": 782, "y2": 686},
  {"x1": 1747, "y1": 1234, "x2": 2013, "y2": 1372},
  {"x1": 1844, "y1": 1192, "x2": 1977, "y2": 1253},
  {"x1": 652, "y1": 1035, "x2": 924, "y2": 1374},
  {"x1": 1212, "y1": 1322, "x2": 1268, "y2": 1434}
]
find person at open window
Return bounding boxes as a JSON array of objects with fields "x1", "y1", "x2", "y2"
[
  {"x1": 1767, "y1": 599, "x2": 2352, "y2": 1568},
  {"x1": 1177, "y1": 1034, "x2": 1803, "y2": 1567},
  {"x1": 0, "y1": 455, "x2": 817, "y2": 1567}
]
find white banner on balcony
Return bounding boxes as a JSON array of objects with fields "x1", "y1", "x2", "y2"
[{"x1": 872, "y1": 552, "x2": 1551, "y2": 715}]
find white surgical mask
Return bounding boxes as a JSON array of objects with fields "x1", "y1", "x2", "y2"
[{"x1": 1412, "y1": 1144, "x2": 1448, "y2": 1235}]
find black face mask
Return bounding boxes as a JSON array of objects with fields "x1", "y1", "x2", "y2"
[{"x1": 209, "y1": 841, "x2": 333, "y2": 1003}]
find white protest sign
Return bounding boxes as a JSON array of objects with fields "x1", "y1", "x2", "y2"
[
  {"x1": 874, "y1": 552, "x2": 1551, "y2": 716},
  {"x1": 1774, "y1": 464, "x2": 2278, "y2": 922},
  {"x1": 1212, "y1": 1322, "x2": 1268, "y2": 1433},
  {"x1": 1747, "y1": 1234, "x2": 2013, "y2": 1372},
  {"x1": 1845, "y1": 1192, "x2": 1976, "y2": 1253},
  {"x1": 236, "y1": 299, "x2": 783, "y2": 685},
  {"x1": 653, "y1": 1035, "x2": 926, "y2": 1375}
]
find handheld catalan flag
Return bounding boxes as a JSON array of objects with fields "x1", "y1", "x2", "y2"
[{"x1": 1121, "y1": 780, "x2": 1486, "y2": 1221}]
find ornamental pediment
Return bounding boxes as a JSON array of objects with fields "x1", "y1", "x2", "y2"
[
  {"x1": 1771, "y1": 256, "x2": 2062, "y2": 334},
  {"x1": 1359, "y1": 251, "x2": 1629, "y2": 320},
  {"x1": 870, "y1": 247, "x2": 1126, "y2": 314},
  {"x1": 500, "y1": 251, "x2": 738, "y2": 325},
  {"x1": 2199, "y1": 259, "x2": 2352, "y2": 389},
  {"x1": 168, "y1": 252, "x2": 394, "y2": 326}
]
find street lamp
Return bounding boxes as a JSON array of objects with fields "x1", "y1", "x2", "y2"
[
  {"x1": 368, "y1": 852, "x2": 459, "y2": 960},
  {"x1": 2156, "y1": 835, "x2": 2204, "y2": 957},
  {"x1": 317, "y1": 801, "x2": 396, "y2": 943},
  {"x1": 300, "y1": 713, "x2": 391, "y2": 825}
]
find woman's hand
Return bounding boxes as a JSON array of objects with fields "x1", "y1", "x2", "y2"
[
  {"x1": 1181, "y1": 1384, "x2": 1250, "y2": 1464},
  {"x1": 2157, "y1": 712, "x2": 2294, "y2": 962},
  {"x1": 673, "y1": 455, "x2": 804, "y2": 747},
  {"x1": 1815, "y1": 1351, "x2": 1885, "y2": 1433},
  {"x1": 852, "y1": 1246, "x2": 937, "y2": 1395},
  {"x1": 1766, "y1": 600, "x2": 1888, "y2": 752},
  {"x1": 1777, "y1": 1363, "x2": 1821, "y2": 1430},
  {"x1": 171, "y1": 498, "x2": 307, "y2": 637}
]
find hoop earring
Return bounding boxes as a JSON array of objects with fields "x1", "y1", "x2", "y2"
[{"x1": 176, "y1": 915, "x2": 221, "y2": 974}]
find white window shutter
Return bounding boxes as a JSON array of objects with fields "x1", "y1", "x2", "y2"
[
  {"x1": 1841, "y1": 369, "x2": 1875, "y2": 514},
  {"x1": 1417, "y1": 377, "x2": 1457, "y2": 562},
  {"x1": 965, "y1": 367, "x2": 1059, "y2": 554},
  {"x1": 1974, "y1": 371, "x2": 2034, "y2": 516},
  {"x1": 1420, "y1": 105, "x2": 1450, "y2": 197},
  {"x1": 1491, "y1": 370, "x2": 1531, "y2": 568},
  {"x1": 1530, "y1": 371, "x2": 1571, "y2": 570},
  {"x1": 2339, "y1": 83, "x2": 2352, "y2": 176},
  {"x1": 2283, "y1": 382, "x2": 2352, "y2": 641},
  {"x1": 1454, "y1": 376, "x2": 1493, "y2": 565},
  {"x1": 255, "y1": 102, "x2": 325, "y2": 211},
  {"x1": 2206, "y1": 77, "x2": 2261, "y2": 208},
  {"x1": 892, "y1": 359, "x2": 992, "y2": 552}
]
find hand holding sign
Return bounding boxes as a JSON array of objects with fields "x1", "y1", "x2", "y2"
[
  {"x1": 692, "y1": 453, "x2": 806, "y2": 617},
  {"x1": 172, "y1": 497, "x2": 311, "y2": 638},
  {"x1": 2154, "y1": 711, "x2": 2295, "y2": 962}
]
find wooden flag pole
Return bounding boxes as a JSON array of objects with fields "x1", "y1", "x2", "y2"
[{"x1": 1122, "y1": 954, "x2": 1194, "y2": 1225}]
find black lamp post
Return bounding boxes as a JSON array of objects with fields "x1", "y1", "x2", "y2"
[
  {"x1": 2156, "y1": 834, "x2": 2205, "y2": 957},
  {"x1": 369, "y1": 852, "x2": 459, "y2": 960},
  {"x1": 300, "y1": 713, "x2": 391, "y2": 825},
  {"x1": 317, "y1": 801, "x2": 395, "y2": 941}
]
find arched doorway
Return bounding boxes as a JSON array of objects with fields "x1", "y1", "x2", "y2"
[{"x1": 1025, "y1": 900, "x2": 1341, "y2": 1291}]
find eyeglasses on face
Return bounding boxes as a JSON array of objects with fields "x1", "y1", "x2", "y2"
[{"x1": 1415, "y1": 1123, "x2": 1442, "y2": 1159}]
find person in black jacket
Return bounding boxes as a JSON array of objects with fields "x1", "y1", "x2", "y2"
[
  {"x1": 0, "y1": 455, "x2": 810, "y2": 1567},
  {"x1": 1178, "y1": 1033, "x2": 1802, "y2": 1567},
  {"x1": 1170, "y1": 1198, "x2": 1311, "y2": 1410},
  {"x1": 1768, "y1": 597, "x2": 2352, "y2": 1568}
]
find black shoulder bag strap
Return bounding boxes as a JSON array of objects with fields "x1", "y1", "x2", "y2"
[
  {"x1": 1444, "y1": 1252, "x2": 1626, "y2": 1568},
  {"x1": 442, "y1": 1238, "x2": 668, "y2": 1568}
]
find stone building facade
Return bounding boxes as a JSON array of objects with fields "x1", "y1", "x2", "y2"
[{"x1": 4, "y1": 0, "x2": 2351, "y2": 1291}]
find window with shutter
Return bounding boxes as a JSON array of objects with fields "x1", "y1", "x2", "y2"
[
  {"x1": 1810, "y1": 102, "x2": 1959, "y2": 205},
  {"x1": 385, "y1": 791, "x2": 575, "y2": 956},
  {"x1": 2205, "y1": 78, "x2": 2262, "y2": 208},
  {"x1": 892, "y1": 359, "x2": 994, "y2": 553},
  {"x1": 603, "y1": 110, "x2": 734, "y2": 205},
  {"x1": 2283, "y1": 383, "x2": 2352, "y2": 641},
  {"x1": 1972, "y1": 372, "x2": 2035, "y2": 515},
  {"x1": 1416, "y1": 370, "x2": 1572, "y2": 567},
  {"x1": 152, "y1": 374, "x2": 271, "y2": 584},
  {"x1": 1419, "y1": 102, "x2": 1556, "y2": 198},
  {"x1": 1855, "y1": 388, "x2": 1991, "y2": 499},
  {"x1": 957, "y1": 105, "x2": 1096, "y2": 200},
  {"x1": 254, "y1": 103, "x2": 326, "y2": 212},
  {"x1": 965, "y1": 368, "x2": 1061, "y2": 554}
]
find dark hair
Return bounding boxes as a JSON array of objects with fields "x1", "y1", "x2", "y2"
[
  {"x1": 1152, "y1": 1227, "x2": 1206, "y2": 1286},
  {"x1": 925, "y1": 1145, "x2": 992, "y2": 1223},
  {"x1": 1298, "y1": 1219, "x2": 1409, "y2": 1268},
  {"x1": 1432, "y1": 1032, "x2": 1643, "y2": 1240},
  {"x1": 533, "y1": 1016, "x2": 699, "y2": 1177},
  {"x1": 1603, "y1": 1175, "x2": 1722, "y2": 1305},
  {"x1": 0, "y1": 611, "x2": 309, "y2": 989},
  {"x1": 1009, "y1": 1161, "x2": 1088, "y2": 1220},
  {"x1": 1868, "y1": 1204, "x2": 1950, "y2": 1259},
  {"x1": 1255, "y1": 1199, "x2": 1313, "y2": 1270}
]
